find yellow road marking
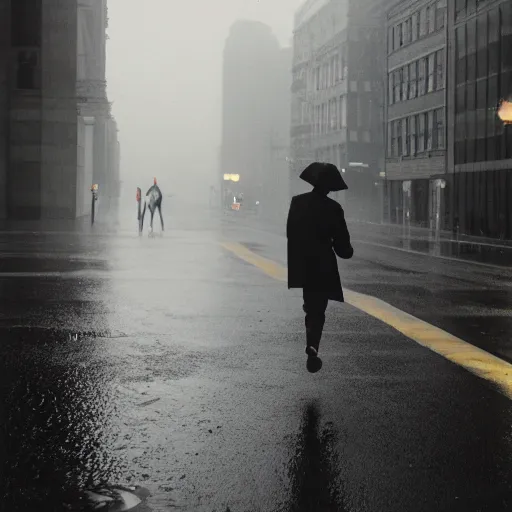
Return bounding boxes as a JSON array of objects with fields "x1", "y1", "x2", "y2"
[{"x1": 221, "y1": 241, "x2": 512, "y2": 399}]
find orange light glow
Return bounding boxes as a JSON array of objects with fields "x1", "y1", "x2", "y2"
[{"x1": 497, "y1": 99, "x2": 512, "y2": 125}]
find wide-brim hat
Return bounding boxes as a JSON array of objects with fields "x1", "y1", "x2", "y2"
[{"x1": 299, "y1": 162, "x2": 348, "y2": 192}]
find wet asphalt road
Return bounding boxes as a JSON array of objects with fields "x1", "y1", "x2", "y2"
[{"x1": 2, "y1": 202, "x2": 512, "y2": 512}]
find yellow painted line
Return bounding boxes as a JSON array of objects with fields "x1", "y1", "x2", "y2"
[{"x1": 221, "y1": 241, "x2": 512, "y2": 399}]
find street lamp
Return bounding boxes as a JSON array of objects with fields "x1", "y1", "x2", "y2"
[{"x1": 91, "y1": 184, "x2": 99, "y2": 225}]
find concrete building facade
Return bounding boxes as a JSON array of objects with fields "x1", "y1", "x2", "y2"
[
  {"x1": 0, "y1": 0, "x2": 119, "y2": 221},
  {"x1": 384, "y1": 0, "x2": 448, "y2": 229},
  {"x1": 290, "y1": 0, "x2": 393, "y2": 222},
  {"x1": 220, "y1": 21, "x2": 290, "y2": 221},
  {"x1": 448, "y1": 0, "x2": 512, "y2": 239}
]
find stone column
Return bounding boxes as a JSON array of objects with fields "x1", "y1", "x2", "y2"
[
  {"x1": 82, "y1": 116, "x2": 95, "y2": 216},
  {"x1": 40, "y1": 0, "x2": 79, "y2": 219}
]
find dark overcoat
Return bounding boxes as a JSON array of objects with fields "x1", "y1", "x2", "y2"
[{"x1": 286, "y1": 190, "x2": 353, "y2": 302}]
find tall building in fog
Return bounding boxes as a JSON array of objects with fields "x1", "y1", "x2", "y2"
[
  {"x1": 290, "y1": 0, "x2": 394, "y2": 222},
  {"x1": 0, "y1": 0, "x2": 119, "y2": 221},
  {"x1": 384, "y1": 0, "x2": 447, "y2": 230},
  {"x1": 220, "y1": 20, "x2": 289, "y2": 217}
]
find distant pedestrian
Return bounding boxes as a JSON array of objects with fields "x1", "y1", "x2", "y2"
[
  {"x1": 286, "y1": 162, "x2": 354, "y2": 373},
  {"x1": 140, "y1": 178, "x2": 164, "y2": 236}
]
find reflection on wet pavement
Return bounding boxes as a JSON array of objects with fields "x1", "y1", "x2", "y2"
[
  {"x1": 288, "y1": 401, "x2": 345, "y2": 512},
  {"x1": 3, "y1": 207, "x2": 512, "y2": 511},
  {"x1": 1, "y1": 330, "x2": 125, "y2": 510}
]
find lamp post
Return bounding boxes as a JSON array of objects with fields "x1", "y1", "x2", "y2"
[{"x1": 91, "y1": 184, "x2": 99, "y2": 225}]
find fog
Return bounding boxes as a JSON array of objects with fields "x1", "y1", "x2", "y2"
[{"x1": 106, "y1": 0, "x2": 303, "y2": 207}]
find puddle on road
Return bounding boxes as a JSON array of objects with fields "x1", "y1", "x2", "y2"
[{"x1": 0, "y1": 326, "x2": 129, "y2": 512}]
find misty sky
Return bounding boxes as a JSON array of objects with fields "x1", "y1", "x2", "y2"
[{"x1": 106, "y1": 0, "x2": 303, "y2": 200}]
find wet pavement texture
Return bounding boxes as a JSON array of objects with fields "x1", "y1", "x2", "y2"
[
  {"x1": 1, "y1": 203, "x2": 512, "y2": 511},
  {"x1": 225, "y1": 214, "x2": 512, "y2": 364}
]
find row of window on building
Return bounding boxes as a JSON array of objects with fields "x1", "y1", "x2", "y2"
[
  {"x1": 455, "y1": 3, "x2": 511, "y2": 87},
  {"x1": 455, "y1": 0, "x2": 503, "y2": 23},
  {"x1": 389, "y1": 49, "x2": 444, "y2": 105},
  {"x1": 313, "y1": 46, "x2": 349, "y2": 91},
  {"x1": 388, "y1": 0, "x2": 446, "y2": 53},
  {"x1": 313, "y1": 96, "x2": 348, "y2": 135},
  {"x1": 388, "y1": 108, "x2": 445, "y2": 157}
]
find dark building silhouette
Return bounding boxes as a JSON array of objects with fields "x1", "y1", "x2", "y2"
[
  {"x1": 290, "y1": 0, "x2": 394, "y2": 222},
  {"x1": 0, "y1": 0, "x2": 119, "y2": 221},
  {"x1": 384, "y1": 0, "x2": 448, "y2": 231},
  {"x1": 220, "y1": 20, "x2": 289, "y2": 217},
  {"x1": 448, "y1": 0, "x2": 512, "y2": 239}
]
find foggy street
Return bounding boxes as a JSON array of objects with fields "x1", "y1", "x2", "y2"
[
  {"x1": 2, "y1": 0, "x2": 512, "y2": 510},
  {"x1": 2, "y1": 203, "x2": 512, "y2": 512}
]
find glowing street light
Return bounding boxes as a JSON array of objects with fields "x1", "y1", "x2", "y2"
[
  {"x1": 497, "y1": 99, "x2": 512, "y2": 125},
  {"x1": 223, "y1": 174, "x2": 240, "y2": 182}
]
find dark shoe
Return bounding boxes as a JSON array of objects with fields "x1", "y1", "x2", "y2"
[
  {"x1": 306, "y1": 356, "x2": 323, "y2": 373},
  {"x1": 305, "y1": 345, "x2": 318, "y2": 357}
]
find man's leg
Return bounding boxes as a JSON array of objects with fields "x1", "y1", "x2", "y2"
[
  {"x1": 157, "y1": 204, "x2": 164, "y2": 231},
  {"x1": 303, "y1": 289, "x2": 329, "y2": 354}
]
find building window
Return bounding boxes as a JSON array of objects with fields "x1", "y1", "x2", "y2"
[
  {"x1": 436, "y1": 49, "x2": 444, "y2": 90},
  {"x1": 434, "y1": 108, "x2": 445, "y2": 149},
  {"x1": 455, "y1": 0, "x2": 466, "y2": 22},
  {"x1": 389, "y1": 73, "x2": 394, "y2": 104},
  {"x1": 359, "y1": 95, "x2": 370, "y2": 128},
  {"x1": 419, "y1": 7, "x2": 427, "y2": 37},
  {"x1": 427, "y1": 53, "x2": 435, "y2": 93},
  {"x1": 436, "y1": 0, "x2": 446, "y2": 30},
  {"x1": 501, "y1": 2, "x2": 512, "y2": 73},
  {"x1": 405, "y1": 117, "x2": 411, "y2": 155},
  {"x1": 396, "y1": 119, "x2": 403, "y2": 156},
  {"x1": 398, "y1": 23, "x2": 404, "y2": 47},
  {"x1": 418, "y1": 114, "x2": 425, "y2": 152},
  {"x1": 393, "y1": 70, "x2": 401, "y2": 103},
  {"x1": 425, "y1": 112, "x2": 433, "y2": 150},
  {"x1": 388, "y1": 26, "x2": 394, "y2": 52},
  {"x1": 404, "y1": 18, "x2": 411, "y2": 44},
  {"x1": 456, "y1": 26, "x2": 467, "y2": 86},
  {"x1": 426, "y1": 5, "x2": 435, "y2": 34},
  {"x1": 334, "y1": 97, "x2": 339, "y2": 129},
  {"x1": 399, "y1": 68, "x2": 404, "y2": 101},
  {"x1": 412, "y1": 12, "x2": 419, "y2": 41},
  {"x1": 411, "y1": 115, "x2": 417, "y2": 155},
  {"x1": 394, "y1": 25, "x2": 401, "y2": 49},
  {"x1": 466, "y1": 18, "x2": 477, "y2": 83},
  {"x1": 418, "y1": 58, "x2": 426, "y2": 96},
  {"x1": 340, "y1": 95, "x2": 347, "y2": 128},
  {"x1": 409, "y1": 61, "x2": 417, "y2": 98},
  {"x1": 402, "y1": 65, "x2": 409, "y2": 99},
  {"x1": 488, "y1": 8, "x2": 500, "y2": 75},
  {"x1": 390, "y1": 121, "x2": 396, "y2": 156},
  {"x1": 477, "y1": 14, "x2": 488, "y2": 80}
]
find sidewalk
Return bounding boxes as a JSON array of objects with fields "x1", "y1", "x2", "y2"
[
  {"x1": 348, "y1": 219, "x2": 512, "y2": 249},
  {"x1": 222, "y1": 210, "x2": 512, "y2": 268}
]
